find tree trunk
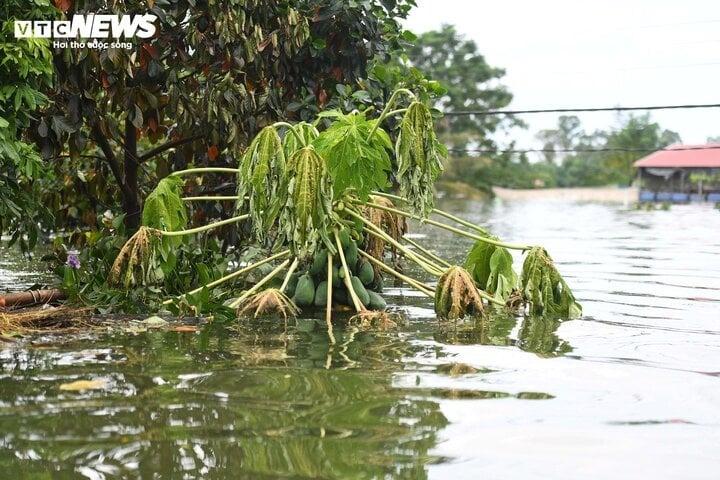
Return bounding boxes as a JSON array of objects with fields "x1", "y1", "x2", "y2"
[{"x1": 123, "y1": 119, "x2": 141, "y2": 230}]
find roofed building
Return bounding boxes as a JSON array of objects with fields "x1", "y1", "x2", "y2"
[{"x1": 634, "y1": 144, "x2": 720, "y2": 202}]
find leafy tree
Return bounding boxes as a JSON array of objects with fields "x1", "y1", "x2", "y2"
[
  {"x1": 603, "y1": 113, "x2": 680, "y2": 185},
  {"x1": 403, "y1": 25, "x2": 518, "y2": 151},
  {"x1": 535, "y1": 115, "x2": 583, "y2": 164},
  {"x1": 0, "y1": 0, "x2": 56, "y2": 251},
  {"x1": 33, "y1": 0, "x2": 417, "y2": 230}
]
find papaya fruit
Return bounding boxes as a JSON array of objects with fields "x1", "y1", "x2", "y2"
[
  {"x1": 338, "y1": 229, "x2": 351, "y2": 249},
  {"x1": 285, "y1": 271, "x2": 301, "y2": 297},
  {"x1": 344, "y1": 241, "x2": 359, "y2": 270},
  {"x1": 309, "y1": 249, "x2": 328, "y2": 276},
  {"x1": 294, "y1": 273, "x2": 315, "y2": 306},
  {"x1": 338, "y1": 267, "x2": 346, "y2": 279},
  {"x1": 314, "y1": 281, "x2": 328, "y2": 307},
  {"x1": 351, "y1": 276, "x2": 370, "y2": 306},
  {"x1": 367, "y1": 291, "x2": 387, "y2": 310},
  {"x1": 357, "y1": 259, "x2": 374, "y2": 285}
]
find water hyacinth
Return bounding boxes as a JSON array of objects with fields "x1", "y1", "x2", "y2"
[{"x1": 66, "y1": 251, "x2": 81, "y2": 270}]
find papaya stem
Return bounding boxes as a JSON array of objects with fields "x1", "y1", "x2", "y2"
[
  {"x1": 402, "y1": 236, "x2": 452, "y2": 268},
  {"x1": 346, "y1": 208, "x2": 443, "y2": 276},
  {"x1": 158, "y1": 214, "x2": 249, "y2": 237},
  {"x1": 326, "y1": 253, "x2": 336, "y2": 344},
  {"x1": 357, "y1": 199, "x2": 532, "y2": 251},
  {"x1": 182, "y1": 196, "x2": 240, "y2": 202},
  {"x1": 163, "y1": 250, "x2": 291, "y2": 305},
  {"x1": 358, "y1": 250, "x2": 435, "y2": 298},
  {"x1": 170, "y1": 167, "x2": 238, "y2": 176},
  {"x1": 230, "y1": 259, "x2": 291, "y2": 309},
  {"x1": 367, "y1": 88, "x2": 417, "y2": 142},
  {"x1": 334, "y1": 231, "x2": 364, "y2": 312},
  {"x1": 272, "y1": 121, "x2": 307, "y2": 146},
  {"x1": 371, "y1": 190, "x2": 500, "y2": 239},
  {"x1": 280, "y1": 258, "x2": 300, "y2": 293}
]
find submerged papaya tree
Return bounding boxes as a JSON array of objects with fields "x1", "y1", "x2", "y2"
[{"x1": 109, "y1": 88, "x2": 581, "y2": 334}]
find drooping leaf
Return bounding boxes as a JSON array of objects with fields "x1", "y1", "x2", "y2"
[
  {"x1": 465, "y1": 238, "x2": 517, "y2": 302},
  {"x1": 312, "y1": 111, "x2": 391, "y2": 199},
  {"x1": 395, "y1": 101, "x2": 446, "y2": 216},
  {"x1": 142, "y1": 175, "x2": 188, "y2": 242},
  {"x1": 236, "y1": 126, "x2": 287, "y2": 242},
  {"x1": 521, "y1": 247, "x2": 582, "y2": 319},
  {"x1": 434, "y1": 266, "x2": 484, "y2": 320},
  {"x1": 280, "y1": 146, "x2": 336, "y2": 259},
  {"x1": 282, "y1": 122, "x2": 319, "y2": 159}
]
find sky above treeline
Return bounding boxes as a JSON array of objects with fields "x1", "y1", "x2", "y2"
[{"x1": 404, "y1": 0, "x2": 720, "y2": 150}]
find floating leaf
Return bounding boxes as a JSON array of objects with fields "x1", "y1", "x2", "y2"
[
  {"x1": 395, "y1": 101, "x2": 446, "y2": 216},
  {"x1": 521, "y1": 247, "x2": 582, "y2": 319},
  {"x1": 236, "y1": 126, "x2": 287, "y2": 243}
]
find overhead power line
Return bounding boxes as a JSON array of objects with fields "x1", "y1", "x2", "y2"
[
  {"x1": 449, "y1": 145, "x2": 720, "y2": 155},
  {"x1": 442, "y1": 102, "x2": 720, "y2": 116}
]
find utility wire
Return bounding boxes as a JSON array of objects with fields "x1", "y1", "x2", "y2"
[
  {"x1": 449, "y1": 145, "x2": 720, "y2": 155},
  {"x1": 442, "y1": 102, "x2": 720, "y2": 116}
]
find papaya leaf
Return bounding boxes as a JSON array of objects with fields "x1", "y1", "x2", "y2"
[
  {"x1": 236, "y1": 126, "x2": 287, "y2": 242},
  {"x1": 142, "y1": 176, "x2": 187, "y2": 248},
  {"x1": 280, "y1": 146, "x2": 336, "y2": 259},
  {"x1": 395, "y1": 101, "x2": 446, "y2": 216},
  {"x1": 465, "y1": 238, "x2": 518, "y2": 302},
  {"x1": 312, "y1": 111, "x2": 391, "y2": 199},
  {"x1": 521, "y1": 247, "x2": 582, "y2": 319},
  {"x1": 282, "y1": 122, "x2": 319, "y2": 159}
]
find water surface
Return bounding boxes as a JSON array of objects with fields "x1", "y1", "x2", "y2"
[{"x1": 1, "y1": 200, "x2": 719, "y2": 479}]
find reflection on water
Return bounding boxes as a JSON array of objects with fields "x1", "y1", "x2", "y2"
[{"x1": 2, "y1": 200, "x2": 720, "y2": 478}]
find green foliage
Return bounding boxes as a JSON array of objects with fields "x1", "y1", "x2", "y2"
[
  {"x1": 281, "y1": 147, "x2": 335, "y2": 258},
  {"x1": 465, "y1": 239, "x2": 517, "y2": 302},
  {"x1": 313, "y1": 111, "x2": 392, "y2": 199},
  {"x1": 282, "y1": 122, "x2": 319, "y2": 159},
  {"x1": 521, "y1": 247, "x2": 582, "y2": 319},
  {"x1": 30, "y1": 0, "x2": 417, "y2": 231},
  {"x1": 236, "y1": 126, "x2": 287, "y2": 242},
  {"x1": 142, "y1": 176, "x2": 188, "y2": 233},
  {"x1": 396, "y1": 102, "x2": 446, "y2": 216},
  {"x1": 0, "y1": 0, "x2": 56, "y2": 251}
]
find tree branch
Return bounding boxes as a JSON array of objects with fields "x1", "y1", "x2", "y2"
[
  {"x1": 90, "y1": 122, "x2": 124, "y2": 186},
  {"x1": 139, "y1": 134, "x2": 203, "y2": 162}
]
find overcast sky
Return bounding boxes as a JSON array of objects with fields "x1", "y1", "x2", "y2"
[{"x1": 404, "y1": 0, "x2": 720, "y2": 150}]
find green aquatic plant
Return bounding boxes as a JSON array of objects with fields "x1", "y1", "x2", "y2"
[{"x1": 109, "y1": 88, "x2": 580, "y2": 330}]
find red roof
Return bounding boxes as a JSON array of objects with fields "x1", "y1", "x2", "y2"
[{"x1": 634, "y1": 144, "x2": 720, "y2": 168}]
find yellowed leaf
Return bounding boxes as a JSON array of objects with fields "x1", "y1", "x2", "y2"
[{"x1": 59, "y1": 379, "x2": 107, "y2": 391}]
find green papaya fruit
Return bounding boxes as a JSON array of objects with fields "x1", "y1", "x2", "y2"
[
  {"x1": 344, "y1": 241, "x2": 359, "y2": 270},
  {"x1": 367, "y1": 291, "x2": 387, "y2": 310},
  {"x1": 314, "y1": 281, "x2": 328, "y2": 307},
  {"x1": 338, "y1": 267, "x2": 346, "y2": 279},
  {"x1": 309, "y1": 249, "x2": 328, "y2": 276},
  {"x1": 351, "y1": 276, "x2": 370, "y2": 306},
  {"x1": 294, "y1": 273, "x2": 315, "y2": 306},
  {"x1": 358, "y1": 259, "x2": 374, "y2": 285},
  {"x1": 338, "y1": 229, "x2": 351, "y2": 249},
  {"x1": 285, "y1": 271, "x2": 301, "y2": 297}
]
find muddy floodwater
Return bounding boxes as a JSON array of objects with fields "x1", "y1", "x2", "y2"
[{"x1": 1, "y1": 199, "x2": 719, "y2": 479}]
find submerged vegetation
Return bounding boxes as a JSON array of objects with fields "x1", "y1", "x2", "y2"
[{"x1": 104, "y1": 89, "x2": 581, "y2": 331}]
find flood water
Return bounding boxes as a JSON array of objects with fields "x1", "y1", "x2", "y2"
[{"x1": 1, "y1": 199, "x2": 719, "y2": 479}]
